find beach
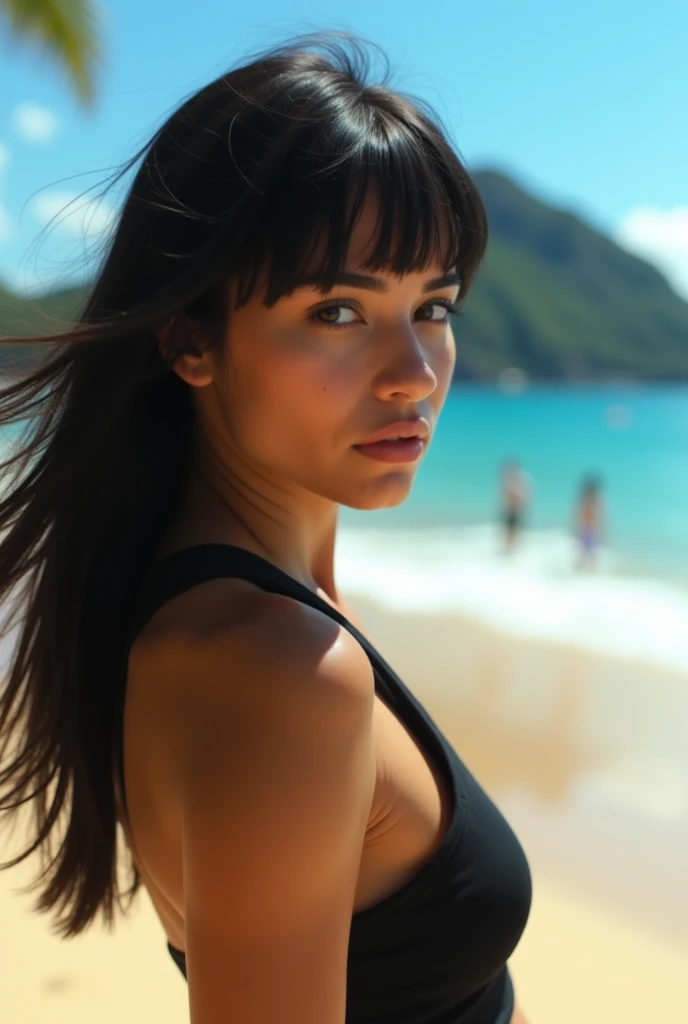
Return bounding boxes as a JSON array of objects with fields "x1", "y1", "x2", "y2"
[{"x1": 1, "y1": 597, "x2": 686, "y2": 1023}]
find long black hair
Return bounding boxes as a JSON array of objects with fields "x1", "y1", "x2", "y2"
[{"x1": 0, "y1": 32, "x2": 488, "y2": 937}]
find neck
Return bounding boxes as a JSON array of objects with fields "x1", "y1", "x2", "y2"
[{"x1": 164, "y1": 438, "x2": 342, "y2": 601}]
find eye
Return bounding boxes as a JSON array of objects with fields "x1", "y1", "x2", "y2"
[
  {"x1": 417, "y1": 299, "x2": 460, "y2": 323},
  {"x1": 309, "y1": 301, "x2": 362, "y2": 329}
]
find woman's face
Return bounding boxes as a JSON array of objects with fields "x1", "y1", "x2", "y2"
[{"x1": 189, "y1": 201, "x2": 459, "y2": 511}]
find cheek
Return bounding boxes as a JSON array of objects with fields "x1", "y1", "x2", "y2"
[
  {"x1": 274, "y1": 362, "x2": 359, "y2": 455},
  {"x1": 268, "y1": 347, "x2": 356, "y2": 406},
  {"x1": 226, "y1": 340, "x2": 356, "y2": 456}
]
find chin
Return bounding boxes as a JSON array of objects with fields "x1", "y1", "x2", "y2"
[{"x1": 344, "y1": 473, "x2": 415, "y2": 511}]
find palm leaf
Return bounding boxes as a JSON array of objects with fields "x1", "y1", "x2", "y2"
[{"x1": 0, "y1": 0, "x2": 102, "y2": 107}]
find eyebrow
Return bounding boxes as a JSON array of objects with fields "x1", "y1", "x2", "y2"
[{"x1": 294, "y1": 270, "x2": 461, "y2": 294}]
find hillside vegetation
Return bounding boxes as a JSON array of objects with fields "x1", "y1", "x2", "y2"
[{"x1": 458, "y1": 170, "x2": 688, "y2": 379}]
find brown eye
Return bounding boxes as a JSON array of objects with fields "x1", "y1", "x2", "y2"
[
  {"x1": 310, "y1": 303, "x2": 361, "y2": 328},
  {"x1": 417, "y1": 301, "x2": 455, "y2": 322},
  {"x1": 319, "y1": 306, "x2": 345, "y2": 324}
]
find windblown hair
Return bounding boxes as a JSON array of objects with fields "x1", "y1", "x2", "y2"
[{"x1": 0, "y1": 33, "x2": 487, "y2": 936}]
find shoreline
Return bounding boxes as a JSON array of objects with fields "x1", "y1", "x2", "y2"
[
  {"x1": 349, "y1": 587, "x2": 688, "y2": 684},
  {"x1": 335, "y1": 523, "x2": 688, "y2": 676}
]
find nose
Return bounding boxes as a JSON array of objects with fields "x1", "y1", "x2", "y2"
[{"x1": 372, "y1": 325, "x2": 439, "y2": 403}]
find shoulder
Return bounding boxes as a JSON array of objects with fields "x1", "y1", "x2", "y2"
[
  {"x1": 128, "y1": 575, "x2": 376, "y2": 783},
  {"x1": 130, "y1": 573, "x2": 374, "y2": 698}
]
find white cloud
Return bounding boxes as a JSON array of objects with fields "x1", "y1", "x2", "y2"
[
  {"x1": 12, "y1": 103, "x2": 60, "y2": 144},
  {"x1": 615, "y1": 205, "x2": 688, "y2": 302},
  {"x1": 30, "y1": 189, "x2": 116, "y2": 239}
]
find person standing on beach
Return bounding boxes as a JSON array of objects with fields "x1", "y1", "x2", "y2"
[
  {"x1": 0, "y1": 35, "x2": 531, "y2": 1024},
  {"x1": 574, "y1": 474, "x2": 605, "y2": 569},
  {"x1": 500, "y1": 459, "x2": 530, "y2": 553}
]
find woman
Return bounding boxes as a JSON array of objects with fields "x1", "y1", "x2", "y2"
[
  {"x1": 575, "y1": 473, "x2": 605, "y2": 570},
  {"x1": 0, "y1": 35, "x2": 532, "y2": 1024}
]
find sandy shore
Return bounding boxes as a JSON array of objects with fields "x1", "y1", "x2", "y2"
[{"x1": 1, "y1": 598, "x2": 687, "y2": 1023}]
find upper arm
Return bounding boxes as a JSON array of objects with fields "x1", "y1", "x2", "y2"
[{"x1": 170, "y1": 596, "x2": 376, "y2": 1024}]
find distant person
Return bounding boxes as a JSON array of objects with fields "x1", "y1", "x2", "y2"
[
  {"x1": 500, "y1": 459, "x2": 531, "y2": 553},
  {"x1": 574, "y1": 474, "x2": 605, "y2": 569}
]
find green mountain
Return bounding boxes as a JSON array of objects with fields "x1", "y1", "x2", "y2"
[
  {"x1": 459, "y1": 170, "x2": 688, "y2": 380},
  {"x1": 1, "y1": 168, "x2": 687, "y2": 380}
]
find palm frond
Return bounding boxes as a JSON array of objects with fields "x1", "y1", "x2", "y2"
[{"x1": 0, "y1": 0, "x2": 102, "y2": 107}]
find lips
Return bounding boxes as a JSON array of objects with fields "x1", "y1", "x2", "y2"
[
  {"x1": 355, "y1": 417, "x2": 430, "y2": 446},
  {"x1": 351, "y1": 436, "x2": 426, "y2": 464}
]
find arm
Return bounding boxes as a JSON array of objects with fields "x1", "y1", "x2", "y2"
[{"x1": 171, "y1": 594, "x2": 376, "y2": 1024}]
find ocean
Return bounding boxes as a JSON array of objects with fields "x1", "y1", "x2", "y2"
[{"x1": 337, "y1": 385, "x2": 688, "y2": 674}]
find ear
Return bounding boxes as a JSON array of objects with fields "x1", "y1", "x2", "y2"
[
  {"x1": 157, "y1": 317, "x2": 214, "y2": 388},
  {"x1": 170, "y1": 349, "x2": 214, "y2": 388}
]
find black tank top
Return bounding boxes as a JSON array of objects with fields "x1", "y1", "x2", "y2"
[{"x1": 116, "y1": 544, "x2": 532, "y2": 1024}]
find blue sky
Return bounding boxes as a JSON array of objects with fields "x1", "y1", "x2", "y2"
[{"x1": 1, "y1": 0, "x2": 687, "y2": 297}]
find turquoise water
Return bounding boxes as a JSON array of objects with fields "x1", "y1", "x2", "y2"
[{"x1": 342, "y1": 385, "x2": 688, "y2": 584}]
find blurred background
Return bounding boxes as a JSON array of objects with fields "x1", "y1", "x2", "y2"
[{"x1": 1, "y1": 2, "x2": 687, "y2": 1022}]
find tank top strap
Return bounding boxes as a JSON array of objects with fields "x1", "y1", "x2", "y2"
[
  {"x1": 128, "y1": 543, "x2": 404, "y2": 702},
  {"x1": 116, "y1": 544, "x2": 448, "y2": 815},
  {"x1": 130, "y1": 543, "x2": 350, "y2": 637}
]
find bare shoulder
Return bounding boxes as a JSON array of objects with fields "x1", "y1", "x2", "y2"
[
  {"x1": 128, "y1": 575, "x2": 375, "y2": 741},
  {"x1": 129, "y1": 579, "x2": 376, "y2": 1022}
]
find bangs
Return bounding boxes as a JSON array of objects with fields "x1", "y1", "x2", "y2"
[{"x1": 225, "y1": 99, "x2": 487, "y2": 309}]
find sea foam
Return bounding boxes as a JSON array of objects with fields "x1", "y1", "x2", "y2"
[{"x1": 335, "y1": 524, "x2": 688, "y2": 675}]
